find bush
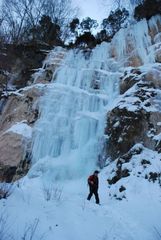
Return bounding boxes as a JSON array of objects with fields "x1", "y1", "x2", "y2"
[
  {"x1": 75, "y1": 32, "x2": 97, "y2": 48},
  {"x1": 0, "y1": 183, "x2": 13, "y2": 200}
]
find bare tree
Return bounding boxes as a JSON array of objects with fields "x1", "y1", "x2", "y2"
[
  {"x1": 1, "y1": 0, "x2": 47, "y2": 43},
  {"x1": 102, "y1": 0, "x2": 143, "y2": 11},
  {"x1": 43, "y1": 0, "x2": 78, "y2": 26},
  {"x1": 1, "y1": 0, "x2": 79, "y2": 44},
  {"x1": 43, "y1": 0, "x2": 79, "y2": 42}
]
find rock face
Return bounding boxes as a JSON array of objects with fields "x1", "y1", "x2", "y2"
[
  {"x1": 105, "y1": 14, "x2": 161, "y2": 162},
  {"x1": 0, "y1": 132, "x2": 30, "y2": 182},
  {"x1": 33, "y1": 48, "x2": 66, "y2": 84},
  {"x1": 0, "y1": 14, "x2": 161, "y2": 183},
  {"x1": 0, "y1": 87, "x2": 42, "y2": 132},
  {"x1": 134, "y1": 0, "x2": 161, "y2": 21},
  {"x1": 0, "y1": 43, "x2": 51, "y2": 90},
  {"x1": 0, "y1": 87, "x2": 43, "y2": 182},
  {"x1": 106, "y1": 66, "x2": 161, "y2": 160},
  {"x1": 0, "y1": 46, "x2": 66, "y2": 182},
  {"x1": 106, "y1": 143, "x2": 161, "y2": 200},
  {"x1": 0, "y1": 86, "x2": 44, "y2": 182}
]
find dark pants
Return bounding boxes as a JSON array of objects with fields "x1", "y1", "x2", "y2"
[{"x1": 87, "y1": 185, "x2": 100, "y2": 204}]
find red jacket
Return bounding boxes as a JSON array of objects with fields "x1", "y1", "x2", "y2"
[{"x1": 88, "y1": 175, "x2": 99, "y2": 189}]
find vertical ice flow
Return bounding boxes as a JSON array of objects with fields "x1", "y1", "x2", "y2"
[
  {"x1": 31, "y1": 43, "x2": 120, "y2": 180},
  {"x1": 30, "y1": 15, "x2": 160, "y2": 181}
]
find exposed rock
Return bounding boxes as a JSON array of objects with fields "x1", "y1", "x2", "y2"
[
  {"x1": 110, "y1": 62, "x2": 161, "y2": 161},
  {"x1": 33, "y1": 49, "x2": 66, "y2": 84},
  {"x1": 126, "y1": 54, "x2": 143, "y2": 68},
  {"x1": 134, "y1": 1, "x2": 161, "y2": 21},
  {"x1": 106, "y1": 107, "x2": 146, "y2": 159},
  {"x1": 107, "y1": 144, "x2": 161, "y2": 188},
  {"x1": 0, "y1": 132, "x2": 31, "y2": 182},
  {"x1": 0, "y1": 86, "x2": 43, "y2": 182},
  {"x1": 155, "y1": 49, "x2": 161, "y2": 63},
  {"x1": 107, "y1": 168, "x2": 130, "y2": 185},
  {"x1": 149, "y1": 172, "x2": 160, "y2": 182},
  {"x1": 0, "y1": 70, "x2": 9, "y2": 92},
  {"x1": 119, "y1": 185, "x2": 126, "y2": 192},
  {"x1": 120, "y1": 69, "x2": 142, "y2": 94},
  {"x1": 155, "y1": 139, "x2": 161, "y2": 153},
  {"x1": 106, "y1": 78, "x2": 161, "y2": 159},
  {"x1": 0, "y1": 47, "x2": 66, "y2": 183},
  {"x1": 0, "y1": 87, "x2": 42, "y2": 132},
  {"x1": 0, "y1": 43, "x2": 51, "y2": 89},
  {"x1": 34, "y1": 69, "x2": 53, "y2": 84},
  {"x1": 143, "y1": 66, "x2": 161, "y2": 89},
  {"x1": 141, "y1": 159, "x2": 151, "y2": 165}
]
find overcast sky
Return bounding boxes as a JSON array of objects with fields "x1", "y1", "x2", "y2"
[{"x1": 72, "y1": 0, "x2": 112, "y2": 22}]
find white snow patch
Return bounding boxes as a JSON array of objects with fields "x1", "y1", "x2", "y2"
[
  {"x1": 6, "y1": 121, "x2": 32, "y2": 139},
  {"x1": 154, "y1": 132, "x2": 161, "y2": 141}
]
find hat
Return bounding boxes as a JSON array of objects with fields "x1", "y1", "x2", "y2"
[{"x1": 94, "y1": 170, "x2": 100, "y2": 174}]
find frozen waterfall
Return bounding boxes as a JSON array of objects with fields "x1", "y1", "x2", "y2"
[
  {"x1": 30, "y1": 43, "x2": 120, "y2": 180},
  {"x1": 30, "y1": 15, "x2": 160, "y2": 181}
]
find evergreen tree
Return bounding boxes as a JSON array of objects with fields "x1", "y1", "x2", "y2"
[
  {"x1": 80, "y1": 17, "x2": 98, "y2": 32},
  {"x1": 101, "y1": 8, "x2": 129, "y2": 38},
  {"x1": 75, "y1": 32, "x2": 96, "y2": 48}
]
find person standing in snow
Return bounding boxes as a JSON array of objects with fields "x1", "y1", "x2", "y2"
[{"x1": 87, "y1": 170, "x2": 100, "y2": 204}]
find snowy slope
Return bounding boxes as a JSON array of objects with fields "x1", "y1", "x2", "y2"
[{"x1": 1, "y1": 168, "x2": 161, "y2": 240}]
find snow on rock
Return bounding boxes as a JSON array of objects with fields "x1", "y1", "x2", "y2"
[
  {"x1": 0, "y1": 86, "x2": 43, "y2": 182},
  {"x1": 33, "y1": 47, "x2": 67, "y2": 84},
  {"x1": 0, "y1": 86, "x2": 42, "y2": 132},
  {"x1": 0, "y1": 131, "x2": 31, "y2": 182},
  {"x1": 107, "y1": 62, "x2": 161, "y2": 159},
  {"x1": 0, "y1": 122, "x2": 32, "y2": 182},
  {"x1": 106, "y1": 144, "x2": 161, "y2": 188},
  {"x1": 6, "y1": 121, "x2": 32, "y2": 139}
]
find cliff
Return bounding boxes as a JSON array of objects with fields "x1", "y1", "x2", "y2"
[{"x1": 0, "y1": 15, "x2": 161, "y2": 185}]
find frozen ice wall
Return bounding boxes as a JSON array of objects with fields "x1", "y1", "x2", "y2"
[
  {"x1": 111, "y1": 15, "x2": 161, "y2": 65},
  {"x1": 30, "y1": 15, "x2": 160, "y2": 181},
  {"x1": 30, "y1": 43, "x2": 120, "y2": 180}
]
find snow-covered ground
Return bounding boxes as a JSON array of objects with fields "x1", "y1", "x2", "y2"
[{"x1": 1, "y1": 166, "x2": 161, "y2": 240}]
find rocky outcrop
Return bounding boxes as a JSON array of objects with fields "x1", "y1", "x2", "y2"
[
  {"x1": 106, "y1": 64, "x2": 161, "y2": 160},
  {"x1": 0, "y1": 46, "x2": 66, "y2": 183},
  {"x1": 0, "y1": 87, "x2": 42, "y2": 132},
  {"x1": 120, "y1": 68, "x2": 142, "y2": 94},
  {"x1": 106, "y1": 144, "x2": 161, "y2": 200},
  {"x1": 0, "y1": 132, "x2": 31, "y2": 182},
  {"x1": 0, "y1": 85, "x2": 44, "y2": 182},
  {"x1": 33, "y1": 49, "x2": 66, "y2": 84},
  {"x1": 0, "y1": 43, "x2": 51, "y2": 90},
  {"x1": 134, "y1": 0, "x2": 161, "y2": 21}
]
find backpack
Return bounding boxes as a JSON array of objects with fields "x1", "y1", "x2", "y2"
[{"x1": 87, "y1": 175, "x2": 94, "y2": 185}]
